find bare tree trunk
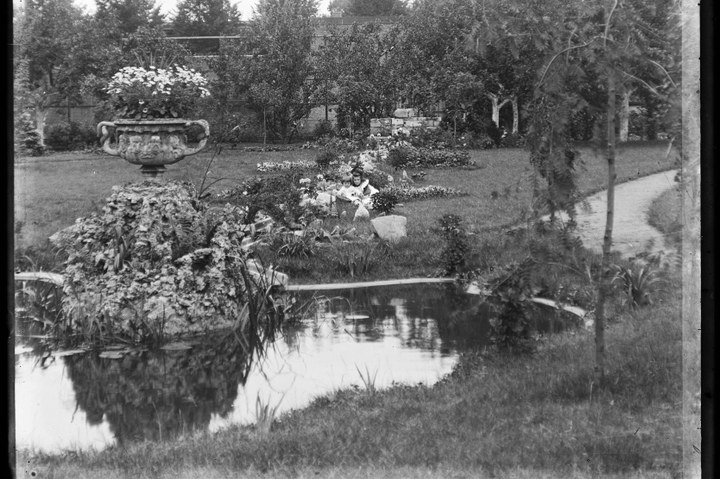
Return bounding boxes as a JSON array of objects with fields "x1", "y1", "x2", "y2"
[
  {"x1": 262, "y1": 107, "x2": 267, "y2": 148},
  {"x1": 618, "y1": 85, "x2": 632, "y2": 142},
  {"x1": 486, "y1": 93, "x2": 510, "y2": 129},
  {"x1": 511, "y1": 95, "x2": 519, "y2": 134},
  {"x1": 34, "y1": 106, "x2": 47, "y2": 148},
  {"x1": 595, "y1": 71, "x2": 617, "y2": 385}
]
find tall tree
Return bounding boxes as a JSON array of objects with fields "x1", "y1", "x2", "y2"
[
  {"x1": 329, "y1": 0, "x2": 408, "y2": 16},
  {"x1": 172, "y1": 0, "x2": 242, "y2": 35},
  {"x1": 474, "y1": 43, "x2": 538, "y2": 134},
  {"x1": 14, "y1": 0, "x2": 85, "y2": 146},
  {"x1": 395, "y1": 0, "x2": 477, "y2": 114},
  {"x1": 514, "y1": 0, "x2": 681, "y2": 381},
  {"x1": 314, "y1": 23, "x2": 401, "y2": 130},
  {"x1": 95, "y1": 0, "x2": 164, "y2": 36},
  {"x1": 171, "y1": 0, "x2": 243, "y2": 53},
  {"x1": 241, "y1": 0, "x2": 318, "y2": 142}
]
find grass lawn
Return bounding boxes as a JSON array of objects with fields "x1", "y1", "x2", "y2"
[{"x1": 13, "y1": 141, "x2": 676, "y2": 250}]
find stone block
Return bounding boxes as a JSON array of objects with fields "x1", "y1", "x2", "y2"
[
  {"x1": 371, "y1": 215, "x2": 407, "y2": 242},
  {"x1": 394, "y1": 108, "x2": 417, "y2": 118}
]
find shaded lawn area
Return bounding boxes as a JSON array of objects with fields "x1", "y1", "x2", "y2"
[{"x1": 13, "y1": 141, "x2": 676, "y2": 249}]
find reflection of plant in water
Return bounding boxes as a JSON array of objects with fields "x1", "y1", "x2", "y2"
[{"x1": 63, "y1": 334, "x2": 253, "y2": 445}]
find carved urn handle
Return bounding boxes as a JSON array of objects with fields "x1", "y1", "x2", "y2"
[
  {"x1": 182, "y1": 120, "x2": 211, "y2": 157},
  {"x1": 97, "y1": 121, "x2": 120, "y2": 156}
]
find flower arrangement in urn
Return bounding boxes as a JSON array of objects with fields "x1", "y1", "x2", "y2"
[
  {"x1": 98, "y1": 64, "x2": 212, "y2": 176},
  {"x1": 106, "y1": 65, "x2": 210, "y2": 119}
]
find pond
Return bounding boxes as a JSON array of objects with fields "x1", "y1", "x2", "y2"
[{"x1": 13, "y1": 283, "x2": 572, "y2": 454}]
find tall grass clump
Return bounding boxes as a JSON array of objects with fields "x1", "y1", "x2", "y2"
[
  {"x1": 331, "y1": 240, "x2": 381, "y2": 278},
  {"x1": 611, "y1": 259, "x2": 663, "y2": 310}
]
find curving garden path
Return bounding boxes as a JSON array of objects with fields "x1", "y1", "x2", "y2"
[{"x1": 564, "y1": 169, "x2": 680, "y2": 259}]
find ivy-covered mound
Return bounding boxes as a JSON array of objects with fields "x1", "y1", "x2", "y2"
[{"x1": 50, "y1": 180, "x2": 269, "y2": 342}]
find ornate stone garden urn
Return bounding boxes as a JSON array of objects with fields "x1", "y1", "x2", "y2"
[{"x1": 97, "y1": 119, "x2": 210, "y2": 177}]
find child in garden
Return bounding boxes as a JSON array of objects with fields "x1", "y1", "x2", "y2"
[{"x1": 335, "y1": 168, "x2": 378, "y2": 208}]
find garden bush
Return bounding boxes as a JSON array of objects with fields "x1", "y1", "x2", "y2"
[
  {"x1": 486, "y1": 121, "x2": 503, "y2": 147},
  {"x1": 486, "y1": 258, "x2": 539, "y2": 352},
  {"x1": 387, "y1": 147, "x2": 411, "y2": 169},
  {"x1": 44, "y1": 121, "x2": 97, "y2": 151},
  {"x1": 435, "y1": 214, "x2": 472, "y2": 276},
  {"x1": 385, "y1": 145, "x2": 471, "y2": 169},
  {"x1": 315, "y1": 148, "x2": 339, "y2": 170},
  {"x1": 221, "y1": 173, "x2": 314, "y2": 227},
  {"x1": 500, "y1": 132, "x2": 526, "y2": 148},
  {"x1": 16, "y1": 111, "x2": 44, "y2": 156},
  {"x1": 312, "y1": 120, "x2": 334, "y2": 139},
  {"x1": 371, "y1": 190, "x2": 399, "y2": 215}
]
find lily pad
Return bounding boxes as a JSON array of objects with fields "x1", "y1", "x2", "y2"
[
  {"x1": 99, "y1": 351, "x2": 125, "y2": 359},
  {"x1": 160, "y1": 342, "x2": 192, "y2": 351},
  {"x1": 53, "y1": 349, "x2": 87, "y2": 358}
]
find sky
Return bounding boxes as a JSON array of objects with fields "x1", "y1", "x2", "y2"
[{"x1": 71, "y1": 0, "x2": 332, "y2": 19}]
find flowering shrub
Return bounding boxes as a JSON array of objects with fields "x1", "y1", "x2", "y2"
[
  {"x1": 49, "y1": 181, "x2": 268, "y2": 342},
  {"x1": 106, "y1": 65, "x2": 210, "y2": 119},
  {"x1": 380, "y1": 184, "x2": 465, "y2": 201},
  {"x1": 221, "y1": 173, "x2": 312, "y2": 227}
]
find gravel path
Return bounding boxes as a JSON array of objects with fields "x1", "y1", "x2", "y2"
[{"x1": 572, "y1": 169, "x2": 679, "y2": 258}]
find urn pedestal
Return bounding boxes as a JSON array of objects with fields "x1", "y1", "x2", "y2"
[{"x1": 97, "y1": 119, "x2": 210, "y2": 176}]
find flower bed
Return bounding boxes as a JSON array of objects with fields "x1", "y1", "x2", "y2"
[
  {"x1": 381, "y1": 183, "x2": 466, "y2": 201},
  {"x1": 388, "y1": 146, "x2": 472, "y2": 169}
]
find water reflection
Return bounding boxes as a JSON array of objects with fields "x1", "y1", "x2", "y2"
[
  {"x1": 291, "y1": 284, "x2": 493, "y2": 352},
  {"x1": 63, "y1": 334, "x2": 252, "y2": 445},
  {"x1": 15, "y1": 284, "x2": 490, "y2": 453}
]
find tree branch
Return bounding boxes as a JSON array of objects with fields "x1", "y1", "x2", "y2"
[
  {"x1": 647, "y1": 59, "x2": 678, "y2": 88},
  {"x1": 619, "y1": 69, "x2": 662, "y2": 98},
  {"x1": 603, "y1": 0, "x2": 619, "y2": 48},
  {"x1": 537, "y1": 38, "x2": 597, "y2": 87}
]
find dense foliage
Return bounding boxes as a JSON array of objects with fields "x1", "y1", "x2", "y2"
[{"x1": 49, "y1": 181, "x2": 277, "y2": 343}]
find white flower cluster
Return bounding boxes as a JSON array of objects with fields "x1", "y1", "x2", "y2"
[
  {"x1": 106, "y1": 65, "x2": 210, "y2": 98},
  {"x1": 256, "y1": 160, "x2": 316, "y2": 172},
  {"x1": 382, "y1": 184, "x2": 465, "y2": 201}
]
